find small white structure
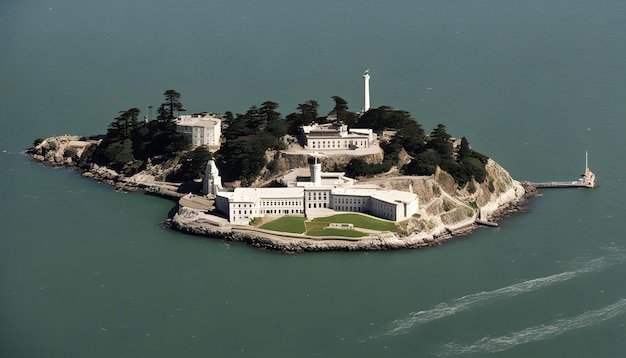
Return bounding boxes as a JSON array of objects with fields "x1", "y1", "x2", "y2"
[
  {"x1": 175, "y1": 112, "x2": 222, "y2": 147},
  {"x1": 214, "y1": 156, "x2": 418, "y2": 225},
  {"x1": 202, "y1": 160, "x2": 223, "y2": 196},
  {"x1": 300, "y1": 123, "x2": 376, "y2": 150}
]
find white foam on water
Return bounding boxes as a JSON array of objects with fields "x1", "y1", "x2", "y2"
[
  {"x1": 440, "y1": 298, "x2": 626, "y2": 355},
  {"x1": 366, "y1": 252, "x2": 625, "y2": 340}
]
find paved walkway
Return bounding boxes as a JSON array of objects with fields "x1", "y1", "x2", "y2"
[{"x1": 179, "y1": 194, "x2": 214, "y2": 210}]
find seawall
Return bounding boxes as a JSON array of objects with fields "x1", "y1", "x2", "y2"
[{"x1": 169, "y1": 213, "x2": 456, "y2": 253}]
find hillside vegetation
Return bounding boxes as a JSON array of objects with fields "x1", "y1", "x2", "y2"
[{"x1": 31, "y1": 90, "x2": 493, "y2": 191}]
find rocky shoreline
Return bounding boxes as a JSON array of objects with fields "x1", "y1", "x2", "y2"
[
  {"x1": 27, "y1": 135, "x2": 189, "y2": 197},
  {"x1": 166, "y1": 181, "x2": 536, "y2": 254},
  {"x1": 28, "y1": 134, "x2": 536, "y2": 253},
  {"x1": 167, "y1": 216, "x2": 464, "y2": 253}
]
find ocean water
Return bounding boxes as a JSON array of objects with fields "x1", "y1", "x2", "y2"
[{"x1": 2, "y1": 1, "x2": 626, "y2": 357}]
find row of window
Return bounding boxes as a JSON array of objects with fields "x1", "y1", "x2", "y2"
[
  {"x1": 334, "y1": 197, "x2": 366, "y2": 205},
  {"x1": 307, "y1": 191, "x2": 328, "y2": 200},
  {"x1": 334, "y1": 205, "x2": 365, "y2": 212},
  {"x1": 309, "y1": 139, "x2": 369, "y2": 149},
  {"x1": 260, "y1": 200, "x2": 302, "y2": 207},
  {"x1": 261, "y1": 209, "x2": 303, "y2": 215}
]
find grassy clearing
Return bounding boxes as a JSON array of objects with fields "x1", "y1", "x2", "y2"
[
  {"x1": 259, "y1": 216, "x2": 306, "y2": 234},
  {"x1": 258, "y1": 213, "x2": 395, "y2": 238},
  {"x1": 311, "y1": 213, "x2": 398, "y2": 232}
]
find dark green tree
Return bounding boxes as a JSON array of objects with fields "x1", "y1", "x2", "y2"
[
  {"x1": 107, "y1": 108, "x2": 140, "y2": 140},
  {"x1": 260, "y1": 101, "x2": 281, "y2": 122},
  {"x1": 223, "y1": 111, "x2": 235, "y2": 127},
  {"x1": 298, "y1": 100, "x2": 319, "y2": 124},
  {"x1": 458, "y1": 136, "x2": 472, "y2": 161},
  {"x1": 403, "y1": 148, "x2": 440, "y2": 176},
  {"x1": 285, "y1": 100, "x2": 319, "y2": 135},
  {"x1": 103, "y1": 138, "x2": 133, "y2": 167},
  {"x1": 329, "y1": 96, "x2": 357, "y2": 125},
  {"x1": 456, "y1": 136, "x2": 488, "y2": 184},
  {"x1": 217, "y1": 135, "x2": 269, "y2": 184},
  {"x1": 157, "y1": 89, "x2": 184, "y2": 121},
  {"x1": 260, "y1": 101, "x2": 286, "y2": 139},
  {"x1": 177, "y1": 146, "x2": 213, "y2": 181},
  {"x1": 427, "y1": 124, "x2": 453, "y2": 159}
]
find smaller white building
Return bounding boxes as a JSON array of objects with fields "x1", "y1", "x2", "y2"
[
  {"x1": 216, "y1": 188, "x2": 306, "y2": 225},
  {"x1": 176, "y1": 112, "x2": 222, "y2": 147},
  {"x1": 300, "y1": 123, "x2": 376, "y2": 150}
]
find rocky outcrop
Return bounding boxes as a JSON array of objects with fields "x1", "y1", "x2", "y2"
[
  {"x1": 28, "y1": 135, "x2": 184, "y2": 194},
  {"x1": 29, "y1": 135, "x2": 98, "y2": 166}
]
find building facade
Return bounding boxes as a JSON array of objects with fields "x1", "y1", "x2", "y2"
[
  {"x1": 299, "y1": 123, "x2": 376, "y2": 150},
  {"x1": 213, "y1": 161, "x2": 418, "y2": 225},
  {"x1": 175, "y1": 112, "x2": 222, "y2": 147}
]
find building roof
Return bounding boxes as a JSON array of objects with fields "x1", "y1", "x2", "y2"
[
  {"x1": 332, "y1": 186, "x2": 417, "y2": 205},
  {"x1": 297, "y1": 172, "x2": 354, "y2": 187},
  {"x1": 176, "y1": 113, "x2": 221, "y2": 127},
  {"x1": 370, "y1": 190, "x2": 417, "y2": 205},
  {"x1": 218, "y1": 187, "x2": 304, "y2": 203}
]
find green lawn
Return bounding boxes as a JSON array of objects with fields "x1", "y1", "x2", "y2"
[
  {"x1": 311, "y1": 213, "x2": 398, "y2": 232},
  {"x1": 258, "y1": 213, "x2": 396, "y2": 238},
  {"x1": 259, "y1": 216, "x2": 306, "y2": 234}
]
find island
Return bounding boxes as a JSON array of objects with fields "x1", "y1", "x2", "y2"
[{"x1": 28, "y1": 76, "x2": 539, "y2": 252}]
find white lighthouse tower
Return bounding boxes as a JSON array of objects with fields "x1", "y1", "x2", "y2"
[
  {"x1": 309, "y1": 152, "x2": 323, "y2": 186},
  {"x1": 363, "y1": 69, "x2": 371, "y2": 113}
]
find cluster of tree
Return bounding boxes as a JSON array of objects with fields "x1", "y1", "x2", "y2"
[
  {"x1": 341, "y1": 106, "x2": 426, "y2": 177},
  {"x1": 403, "y1": 124, "x2": 488, "y2": 185},
  {"x1": 216, "y1": 101, "x2": 287, "y2": 185},
  {"x1": 217, "y1": 98, "x2": 488, "y2": 186},
  {"x1": 170, "y1": 146, "x2": 213, "y2": 182},
  {"x1": 217, "y1": 96, "x2": 361, "y2": 184},
  {"x1": 339, "y1": 107, "x2": 488, "y2": 186},
  {"x1": 83, "y1": 90, "x2": 190, "y2": 174},
  {"x1": 84, "y1": 90, "x2": 489, "y2": 187},
  {"x1": 283, "y1": 96, "x2": 359, "y2": 136}
]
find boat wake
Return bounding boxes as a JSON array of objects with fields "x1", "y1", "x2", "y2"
[
  {"x1": 440, "y1": 298, "x2": 626, "y2": 355},
  {"x1": 366, "y1": 252, "x2": 625, "y2": 340}
]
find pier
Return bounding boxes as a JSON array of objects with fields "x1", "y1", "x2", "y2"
[{"x1": 530, "y1": 151, "x2": 598, "y2": 189}]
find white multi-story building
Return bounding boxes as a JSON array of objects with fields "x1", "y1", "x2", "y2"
[
  {"x1": 175, "y1": 112, "x2": 221, "y2": 147},
  {"x1": 212, "y1": 158, "x2": 418, "y2": 225},
  {"x1": 299, "y1": 123, "x2": 376, "y2": 150}
]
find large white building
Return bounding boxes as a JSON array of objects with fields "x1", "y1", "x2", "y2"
[
  {"x1": 299, "y1": 123, "x2": 376, "y2": 150},
  {"x1": 175, "y1": 112, "x2": 222, "y2": 147},
  {"x1": 212, "y1": 158, "x2": 418, "y2": 225}
]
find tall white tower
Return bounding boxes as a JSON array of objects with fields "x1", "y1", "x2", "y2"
[
  {"x1": 363, "y1": 69, "x2": 371, "y2": 112},
  {"x1": 310, "y1": 156, "x2": 322, "y2": 186}
]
